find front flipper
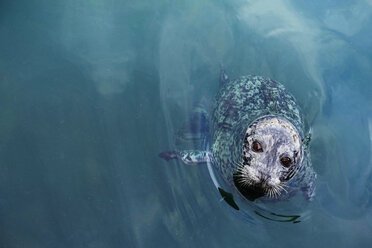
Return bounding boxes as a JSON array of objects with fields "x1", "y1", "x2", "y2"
[{"x1": 159, "y1": 150, "x2": 212, "y2": 166}]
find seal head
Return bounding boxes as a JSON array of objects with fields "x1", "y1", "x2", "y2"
[{"x1": 233, "y1": 115, "x2": 303, "y2": 201}]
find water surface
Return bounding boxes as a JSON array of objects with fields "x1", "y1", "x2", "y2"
[{"x1": 0, "y1": 0, "x2": 372, "y2": 247}]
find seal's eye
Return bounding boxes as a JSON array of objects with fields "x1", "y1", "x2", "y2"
[
  {"x1": 280, "y1": 157, "x2": 292, "y2": 167},
  {"x1": 252, "y1": 141, "x2": 263, "y2": 153}
]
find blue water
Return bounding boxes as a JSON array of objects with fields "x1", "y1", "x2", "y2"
[{"x1": 0, "y1": 0, "x2": 372, "y2": 247}]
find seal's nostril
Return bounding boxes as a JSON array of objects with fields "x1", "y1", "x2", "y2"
[
  {"x1": 259, "y1": 173, "x2": 271, "y2": 184},
  {"x1": 258, "y1": 172, "x2": 266, "y2": 182}
]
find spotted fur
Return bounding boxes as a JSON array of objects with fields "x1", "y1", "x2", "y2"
[{"x1": 211, "y1": 75, "x2": 316, "y2": 200}]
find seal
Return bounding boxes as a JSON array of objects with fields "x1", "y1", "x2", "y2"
[{"x1": 159, "y1": 68, "x2": 316, "y2": 204}]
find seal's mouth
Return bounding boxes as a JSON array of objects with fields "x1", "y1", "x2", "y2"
[
  {"x1": 233, "y1": 172, "x2": 266, "y2": 201},
  {"x1": 233, "y1": 169, "x2": 287, "y2": 201}
]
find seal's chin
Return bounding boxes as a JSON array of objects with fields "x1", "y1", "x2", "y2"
[{"x1": 233, "y1": 173, "x2": 266, "y2": 201}]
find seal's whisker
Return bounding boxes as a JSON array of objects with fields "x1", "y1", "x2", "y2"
[
  {"x1": 278, "y1": 184, "x2": 288, "y2": 193},
  {"x1": 269, "y1": 188, "x2": 276, "y2": 198},
  {"x1": 275, "y1": 189, "x2": 280, "y2": 198},
  {"x1": 272, "y1": 189, "x2": 278, "y2": 198},
  {"x1": 270, "y1": 186, "x2": 281, "y2": 198},
  {"x1": 270, "y1": 188, "x2": 276, "y2": 198},
  {"x1": 276, "y1": 187, "x2": 281, "y2": 197},
  {"x1": 241, "y1": 178, "x2": 254, "y2": 187},
  {"x1": 232, "y1": 161, "x2": 245, "y2": 169},
  {"x1": 280, "y1": 183, "x2": 289, "y2": 189},
  {"x1": 273, "y1": 188, "x2": 277, "y2": 198}
]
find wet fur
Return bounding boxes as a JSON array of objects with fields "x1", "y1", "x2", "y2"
[{"x1": 211, "y1": 75, "x2": 315, "y2": 201}]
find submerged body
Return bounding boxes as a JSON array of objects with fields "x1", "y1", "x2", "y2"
[{"x1": 160, "y1": 70, "x2": 316, "y2": 203}]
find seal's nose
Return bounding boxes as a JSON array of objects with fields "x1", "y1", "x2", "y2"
[{"x1": 258, "y1": 171, "x2": 271, "y2": 184}]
